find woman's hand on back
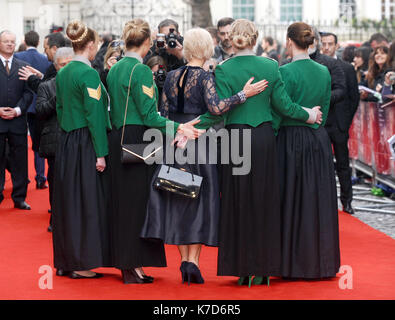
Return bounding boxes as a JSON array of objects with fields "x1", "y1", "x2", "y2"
[{"x1": 243, "y1": 77, "x2": 269, "y2": 98}]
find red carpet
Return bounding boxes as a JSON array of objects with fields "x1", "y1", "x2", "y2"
[{"x1": 1, "y1": 143, "x2": 395, "y2": 300}]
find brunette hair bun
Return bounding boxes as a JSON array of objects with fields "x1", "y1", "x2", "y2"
[
  {"x1": 230, "y1": 19, "x2": 258, "y2": 50},
  {"x1": 123, "y1": 19, "x2": 151, "y2": 49},
  {"x1": 66, "y1": 20, "x2": 97, "y2": 51},
  {"x1": 287, "y1": 22, "x2": 315, "y2": 50}
]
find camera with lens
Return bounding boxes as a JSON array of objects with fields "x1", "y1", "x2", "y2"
[
  {"x1": 165, "y1": 28, "x2": 183, "y2": 49},
  {"x1": 156, "y1": 33, "x2": 166, "y2": 49},
  {"x1": 154, "y1": 65, "x2": 167, "y2": 88}
]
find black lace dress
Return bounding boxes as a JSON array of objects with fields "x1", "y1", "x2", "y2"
[{"x1": 141, "y1": 66, "x2": 242, "y2": 246}]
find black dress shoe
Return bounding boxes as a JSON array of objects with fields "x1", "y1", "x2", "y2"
[
  {"x1": 343, "y1": 203, "x2": 355, "y2": 215},
  {"x1": 69, "y1": 271, "x2": 103, "y2": 279},
  {"x1": 14, "y1": 201, "x2": 31, "y2": 210},
  {"x1": 36, "y1": 181, "x2": 48, "y2": 190},
  {"x1": 121, "y1": 269, "x2": 153, "y2": 284},
  {"x1": 56, "y1": 269, "x2": 70, "y2": 277},
  {"x1": 143, "y1": 274, "x2": 154, "y2": 281},
  {"x1": 47, "y1": 225, "x2": 53, "y2": 232}
]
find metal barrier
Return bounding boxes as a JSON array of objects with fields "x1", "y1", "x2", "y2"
[
  {"x1": 349, "y1": 101, "x2": 395, "y2": 179},
  {"x1": 347, "y1": 100, "x2": 395, "y2": 215}
]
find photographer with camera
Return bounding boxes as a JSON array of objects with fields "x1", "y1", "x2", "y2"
[
  {"x1": 146, "y1": 55, "x2": 167, "y2": 107},
  {"x1": 143, "y1": 19, "x2": 186, "y2": 73}
]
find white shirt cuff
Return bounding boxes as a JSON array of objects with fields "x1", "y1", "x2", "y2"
[
  {"x1": 15, "y1": 107, "x2": 22, "y2": 117},
  {"x1": 303, "y1": 107, "x2": 317, "y2": 124}
]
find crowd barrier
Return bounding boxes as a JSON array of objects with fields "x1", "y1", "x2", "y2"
[{"x1": 349, "y1": 100, "x2": 395, "y2": 179}]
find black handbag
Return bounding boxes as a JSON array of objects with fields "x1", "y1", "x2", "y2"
[
  {"x1": 121, "y1": 143, "x2": 162, "y2": 164},
  {"x1": 154, "y1": 165, "x2": 203, "y2": 199},
  {"x1": 120, "y1": 63, "x2": 162, "y2": 164}
]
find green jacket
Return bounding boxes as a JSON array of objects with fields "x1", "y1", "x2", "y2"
[
  {"x1": 107, "y1": 56, "x2": 179, "y2": 136},
  {"x1": 196, "y1": 53, "x2": 310, "y2": 131},
  {"x1": 56, "y1": 58, "x2": 111, "y2": 158},
  {"x1": 277, "y1": 58, "x2": 331, "y2": 129}
]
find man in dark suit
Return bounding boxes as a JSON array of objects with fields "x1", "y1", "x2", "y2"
[
  {"x1": 0, "y1": 30, "x2": 33, "y2": 210},
  {"x1": 320, "y1": 32, "x2": 360, "y2": 215},
  {"x1": 15, "y1": 31, "x2": 51, "y2": 190},
  {"x1": 18, "y1": 32, "x2": 65, "y2": 92}
]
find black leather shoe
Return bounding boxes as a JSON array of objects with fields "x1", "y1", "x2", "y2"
[
  {"x1": 14, "y1": 201, "x2": 31, "y2": 210},
  {"x1": 56, "y1": 269, "x2": 70, "y2": 277},
  {"x1": 121, "y1": 269, "x2": 153, "y2": 284},
  {"x1": 143, "y1": 274, "x2": 154, "y2": 281},
  {"x1": 343, "y1": 203, "x2": 355, "y2": 215},
  {"x1": 69, "y1": 271, "x2": 103, "y2": 279},
  {"x1": 36, "y1": 181, "x2": 48, "y2": 189},
  {"x1": 47, "y1": 225, "x2": 53, "y2": 232}
]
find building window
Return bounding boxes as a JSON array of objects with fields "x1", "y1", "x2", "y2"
[
  {"x1": 381, "y1": 0, "x2": 395, "y2": 21},
  {"x1": 233, "y1": 0, "x2": 255, "y2": 21},
  {"x1": 24, "y1": 19, "x2": 36, "y2": 33},
  {"x1": 339, "y1": 0, "x2": 356, "y2": 20},
  {"x1": 280, "y1": 0, "x2": 303, "y2": 22}
]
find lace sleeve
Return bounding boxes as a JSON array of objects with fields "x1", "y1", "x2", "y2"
[
  {"x1": 159, "y1": 90, "x2": 169, "y2": 118},
  {"x1": 202, "y1": 72, "x2": 244, "y2": 116}
]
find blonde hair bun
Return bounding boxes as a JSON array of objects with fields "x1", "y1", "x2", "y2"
[
  {"x1": 123, "y1": 19, "x2": 151, "y2": 49},
  {"x1": 66, "y1": 20, "x2": 87, "y2": 43},
  {"x1": 230, "y1": 19, "x2": 258, "y2": 50}
]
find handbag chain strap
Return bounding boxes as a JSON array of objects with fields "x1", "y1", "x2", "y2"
[
  {"x1": 120, "y1": 62, "x2": 157, "y2": 146},
  {"x1": 121, "y1": 63, "x2": 139, "y2": 146}
]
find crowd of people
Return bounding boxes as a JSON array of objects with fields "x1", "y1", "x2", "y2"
[{"x1": 0, "y1": 15, "x2": 394, "y2": 287}]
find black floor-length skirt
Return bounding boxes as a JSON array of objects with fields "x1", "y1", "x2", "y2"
[
  {"x1": 277, "y1": 126, "x2": 340, "y2": 279},
  {"x1": 141, "y1": 113, "x2": 220, "y2": 247},
  {"x1": 217, "y1": 123, "x2": 282, "y2": 277},
  {"x1": 52, "y1": 128, "x2": 111, "y2": 271},
  {"x1": 108, "y1": 126, "x2": 167, "y2": 270}
]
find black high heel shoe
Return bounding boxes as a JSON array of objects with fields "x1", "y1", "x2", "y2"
[
  {"x1": 121, "y1": 269, "x2": 153, "y2": 284},
  {"x1": 180, "y1": 261, "x2": 190, "y2": 284},
  {"x1": 186, "y1": 263, "x2": 204, "y2": 285}
]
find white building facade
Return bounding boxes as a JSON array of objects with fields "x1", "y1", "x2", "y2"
[
  {"x1": 0, "y1": 0, "x2": 190, "y2": 50},
  {"x1": 80, "y1": 0, "x2": 191, "y2": 37},
  {"x1": 0, "y1": 0, "x2": 393, "y2": 49},
  {"x1": 0, "y1": 0, "x2": 81, "y2": 51},
  {"x1": 210, "y1": 0, "x2": 386, "y2": 25}
]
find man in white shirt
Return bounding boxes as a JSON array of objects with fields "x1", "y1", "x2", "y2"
[{"x1": 0, "y1": 30, "x2": 33, "y2": 210}]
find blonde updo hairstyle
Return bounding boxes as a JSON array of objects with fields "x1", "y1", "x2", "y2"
[
  {"x1": 230, "y1": 19, "x2": 259, "y2": 50},
  {"x1": 66, "y1": 20, "x2": 97, "y2": 52},
  {"x1": 123, "y1": 19, "x2": 151, "y2": 50},
  {"x1": 183, "y1": 28, "x2": 215, "y2": 62}
]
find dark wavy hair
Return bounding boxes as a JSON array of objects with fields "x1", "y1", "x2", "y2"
[{"x1": 366, "y1": 46, "x2": 390, "y2": 88}]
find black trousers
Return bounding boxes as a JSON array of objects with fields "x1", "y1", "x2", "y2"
[
  {"x1": 0, "y1": 132, "x2": 28, "y2": 203},
  {"x1": 325, "y1": 125, "x2": 353, "y2": 206}
]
